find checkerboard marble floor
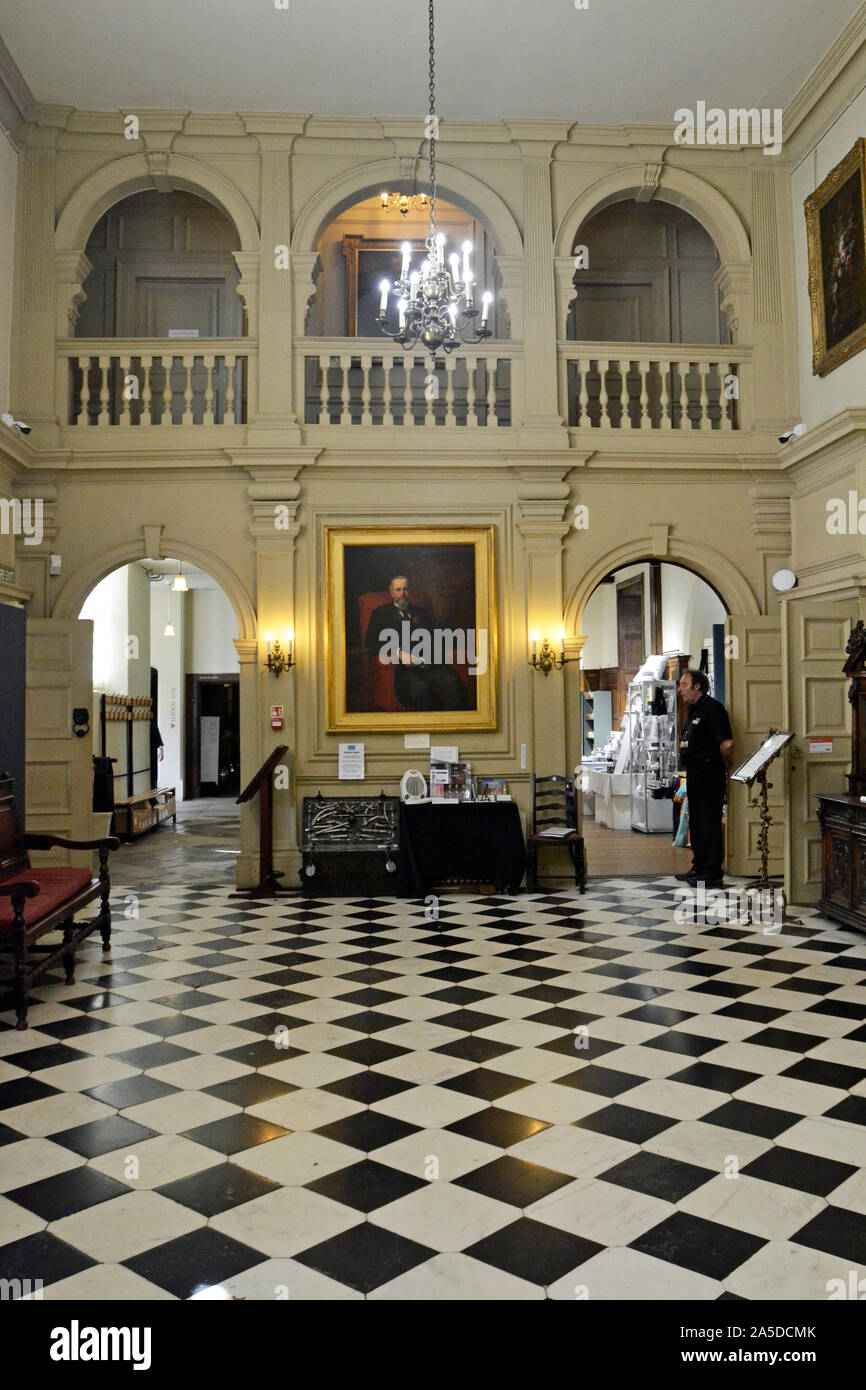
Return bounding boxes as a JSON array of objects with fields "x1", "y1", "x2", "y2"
[{"x1": 2, "y1": 877, "x2": 866, "y2": 1300}]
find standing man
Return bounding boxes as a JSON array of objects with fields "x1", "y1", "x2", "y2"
[{"x1": 676, "y1": 669, "x2": 733, "y2": 887}]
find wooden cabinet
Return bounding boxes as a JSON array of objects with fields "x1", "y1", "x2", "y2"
[{"x1": 816, "y1": 794, "x2": 866, "y2": 932}]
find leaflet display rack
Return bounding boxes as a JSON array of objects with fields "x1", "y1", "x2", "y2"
[{"x1": 627, "y1": 677, "x2": 677, "y2": 833}]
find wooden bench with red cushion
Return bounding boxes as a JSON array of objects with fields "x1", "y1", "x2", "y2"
[{"x1": 0, "y1": 774, "x2": 119, "y2": 1030}]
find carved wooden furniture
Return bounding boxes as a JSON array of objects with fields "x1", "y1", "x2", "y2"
[
  {"x1": 0, "y1": 774, "x2": 119, "y2": 1030},
  {"x1": 816, "y1": 621, "x2": 866, "y2": 931},
  {"x1": 300, "y1": 792, "x2": 401, "y2": 894},
  {"x1": 113, "y1": 787, "x2": 176, "y2": 840}
]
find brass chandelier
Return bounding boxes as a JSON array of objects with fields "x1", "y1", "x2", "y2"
[{"x1": 376, "y1": 0, "x2": 493, "y2": 354}]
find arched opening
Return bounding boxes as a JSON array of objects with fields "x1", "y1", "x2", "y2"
[
  {"x1": 568, "y1": 199, "x2": 728, "y2": 345},
  {"x1": 577, "y1": 559, "x2": 730, "y2": 877},
  {"x1": 306, "y1": 191, "x2": 507, "y2": 339},
  {"x1": 75, "y1": 190, "x2": 244, "y2": 340},
  {"x1": 79, "y1": 557, "x2": 242, "y2": 886}
]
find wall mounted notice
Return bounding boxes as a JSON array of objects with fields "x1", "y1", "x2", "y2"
[
  {"x1": 809, "y1": 739, "x2": 833, "y2": 754},
  {"x1": 339, "y1": 742, "x2": 365, "y2": 779},
  {"x1": 200, "y1": 716, "x2": 220, "y2": 783}
]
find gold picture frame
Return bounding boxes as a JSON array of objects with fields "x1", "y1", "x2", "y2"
[
  {"x1": 805, "y1": 137, "x2": 866, "y2": 377},
  {"x1": 325, "y1": 525, "x2": 498, "y2": 732}
]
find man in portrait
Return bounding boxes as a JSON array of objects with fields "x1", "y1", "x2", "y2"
[{"x1": 364, "y1": 574, "x2": 466, "y2": 711}]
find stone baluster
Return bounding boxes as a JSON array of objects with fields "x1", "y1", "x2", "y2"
[
  {"x1": 203, "y1": 354, "x2": 215, "y2": 425},
  {"x1": 660, "y1": 358, "x2": 673, "y2": 430},
  {"x1": 485, "y1": 357, "x2": 497, "y2": 427},
  {"x1": 678, "y1": 362, "x2": 689, "y2": 430},
  {"x1": 466, "y1": 358, "x2": 478, "y2": 428},
  {"x1": 598, "y1": 359, "x2": 611, "y2": 430},
  {"x1": 577, "y1": 358, "x2": 589, "y2": 427},
  {"x1": 638, "y1": 358, "x2": 650, "y2": 429},
  {"x1": 140, "y1": 357, "x2": 153, "y2": 426},
  {"x1": 224, "y1": 354, "x2": 237, "y2": 425},
  {"x1": 317, "y1": 354, "x2": 330, "y2": 423},
  {"x1": 161, "y1": 356, "x2": 173, "y2": 426},
  {"x1": 402, "y1": 356, "x2": 414, "y2": 425},
  {"x1": 76, "y1": 356, "x2": 90, "y2": 426},
  {"x1": 616, "y1": 359, "x2": 628, "y2": 429},
  {"x1": 97, "y1": 355, "x2": 111, "y2": 425},
  {"x1": 699, "y1": 359, "x2": 711, "y2": 431},
  {"x1": 382, "y1": 356, "x2": 394, "y2": 427},
  {"x1": 117, "y1": 353, "x2": 132, "y2": 426},
  {"x1": 360, "y1": 353, "x2": 372, "y2": 425},
  {"x1": 182, "y1": 355, "x2": 194, "y2": 426},
  {"x1": 340, "y1": 354, "x2": 352, "y2": 426}
]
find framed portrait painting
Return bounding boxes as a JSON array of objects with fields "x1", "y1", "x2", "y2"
[
  {"x1": 325, "y1": 526, "x2": 498, "y2": 732},
  {"x1": 342, "y1": 235, "x2": 424, "y2": 337},
  {"x1": 805, "y1": 137, "x2": 866, "y2": 377}
]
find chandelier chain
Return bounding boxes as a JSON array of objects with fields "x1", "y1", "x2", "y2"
[{"x1": 428, "y1": 0, "x2": 436, "y2": 237}]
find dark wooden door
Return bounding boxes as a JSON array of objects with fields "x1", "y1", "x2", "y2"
[
  {"x1": 616, "y1": 577, "x2": 645, "y2": 712},
  {"x1": 184, "y1": 674, "x2": 240, "y2": 798}
]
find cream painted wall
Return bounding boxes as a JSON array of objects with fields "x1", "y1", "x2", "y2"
[
  {"x1": 185, "y1": 587, "x2": 240, "y2": 674},
  {"x1": 791, "y1": 80, "x2": 866, "y2": 430},
  {"x1": 0, "y1": 128, "x2": 16, "y2": 416},
  {"x1": 150, "y1": 586, "x2": 184, "y2": 798}
]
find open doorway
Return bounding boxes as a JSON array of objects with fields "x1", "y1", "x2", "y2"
[
  {"x1": 578, "y1": 560, "x2": 729, "y2": 876},
  {"x1": 78, "y1": 557, "x2": 241, "y2": 878}
]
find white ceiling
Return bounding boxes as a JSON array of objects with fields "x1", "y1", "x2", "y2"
[{"x1": 1, "y1": 0, "x2": 861, "y2": 124}]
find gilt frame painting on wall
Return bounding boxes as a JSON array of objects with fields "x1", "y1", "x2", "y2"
[
  {"x1": 325, "y1": 526, "x2": 498, "y2": 732},
  {"x1": 805, "y1": 137, "x2": 866, "y2": 377}
]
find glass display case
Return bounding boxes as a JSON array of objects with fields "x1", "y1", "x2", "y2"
[{"x1": 627, "y1": 678, "x2": 678, "y2": 833}]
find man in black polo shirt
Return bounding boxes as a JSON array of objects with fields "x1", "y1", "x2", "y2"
[{"x1": 676, "y1": 669, "x2": 733, "y2": 887}]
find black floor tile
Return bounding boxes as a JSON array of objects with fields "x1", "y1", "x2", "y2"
[
  {"x1": 824, "y1": 1096, "x2": 866, "y2": 1127},
  {"x1": 669, "y1": 1061, "x2": 760, "y2": 1094},
  {"x1": 446, "y1": 1108, "x2": 550, "y2": 1149},
  {"x1": 717, "y1": 1002, "x2": 785, "y2": 1024},
  {"x1": 702, "y1": 1098, "x2": 800, "y2": 1139},
  {"x1": 124, "y1": 1227, "x2": 266, "y2": 1299},
  {"x1": 464, "y1": 1217, "x2": 600, "y2": 1286},
  {"x1": 644, "y1": 1032, "x2": 721, "y2": 1057},
  {"x1": 306, "y1": 1159, "x2": 426, "y2": 1212},
  {"x1": 572, "y1": 1103, "x2": 676, "y2": 1145},
  {"x1": 331, "y1": 1010, "x2": 406, "y2": 1034},
  {"x1": 84, "y1": 1075, "x2": 181, "y2": 1109},
  {"x1": 49, "y1": 1114, "x2": 156, "y2": 1158},
  {"x1": 433, "y1": 1036, "x2": 516, "y2": 1064},
  {"x1": 782, "y1": 1058, "x2": 866, "y2": 1091},
  {"x1": 430, "y1": 1009, "x2": 503, "y2": 1034},
  {"x1": 455, "y1": 1154, "x2": 572, "y2": 1207},
  {"x1": 34, "y1": 1016, "x2": 113, "y2": 1040},
  {"x1": 218, "y1": 1039, "x2": 298, "y2": 1069},
  {"x1": 156, "y1": 1163, "x2": 280, "y2": 1217},
  {"x1": 182, "y1": 1113, "x2": 289, "y2": 1155},
  {"x1": 329, "y1": 1038, "x2": 409, "y2": 1067},
  {"x1": 295, "y1": 1222, "x2": 434, "y2": 1294},
  {"x1": 746, "y1": 1026, "x2": 824, "y2": 1053},
  {"x1": 7, "y1": 1166, "x2": 130, "y2": 1221},
  {"x1": 322, "y1": 1071, "x2": 413, "y2": 1105},
  {"x1": 110, "y1": 1041, "x2": 197, "y2": 1070},
  {"x1": 624, "y1": 1004, "x2": 696, "y2": 1028},
  {"x1": 630, "y1": 1212, "x2": 765, "y2": 1280},
  {"x1": 316, "y1": 1110, "x2": 420, "y2": 1152},
  {"x1": 0, "y1": 1231, "x2": 96, "y2": 1290},
  {"x1": 553, "y1": 1066, "x2": 642, "y2": 1097},
  {"x1": 791, "y1": 1207, "x2": 866, "y2": 1263},
  {"x1": 0, "y1": 1122, "x2": 23, "y2": 1145},
  {"x1": 440, "y1": 1068, "x2": 531, "y2": 1101},
  {"x1": 0, "y1": 1076, "x2": 60, "y2": 1107},
  {"x1": 202, "y1": 1074, "x2": 298, "y2": 1108},
  {"x1": 600, "y1": 1151, "x2": 713, "y2": 1202},
  {"x1": 742, "y1": 1146, "x2": 856, "y2": 1198},
  {"x1": 138, "y1": 1015, "x2": 210, "y2": 1038},
  {"x1": 7, "y1": 1043, "x2": 92, "y2": 1071}
]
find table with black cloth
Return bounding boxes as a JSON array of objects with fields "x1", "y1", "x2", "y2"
[{"x1": 399, "y1": 801, "x2": 526, "y2": 896}]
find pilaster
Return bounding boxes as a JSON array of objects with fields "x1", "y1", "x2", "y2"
[
  {"x1": 751, "y1": 475, "x2": 792, "y2": 613},
  {"x1": 13, "y1": 136, "x2": 61, "y2": 447}
]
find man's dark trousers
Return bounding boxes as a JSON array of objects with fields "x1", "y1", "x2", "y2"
[{"x1": 687, "y1": 768, "x2": 726, "y2": 880}]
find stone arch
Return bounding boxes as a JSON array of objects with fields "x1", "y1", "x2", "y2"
[
  {"x1": 56, "y1": 153, "x2": 260, "y2": 254},
  {"x1": 292, "y1": 158, "x2": 523, "y2": 258},
  {"x1": 564, "y1": 535, "x2": 760, "y2": 642},
  {"x1": 555, "y1": 164, "x2": 751, "y2": 265},
  {"x1": 52, "y1": 536, "x2": 257, "y2": 642}
]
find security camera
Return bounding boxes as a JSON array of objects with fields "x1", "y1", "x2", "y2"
[
  {"x1": 779, "y1": 423, "x2": 806, "y2": 444},
  {"x1": 1, "y1": 413, "x2": 31, "y2": 436}
]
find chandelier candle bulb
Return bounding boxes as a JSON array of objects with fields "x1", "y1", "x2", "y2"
[
  {"x1": 379, "y1": 280, "x2": 390, "y2": 316},
  {"x1": 398, "y1": 299, "x2": 407, "y2": 330},
  {"x1": 462, "y1": 242, "x2": 473, "y2": 297},
  {"x1": 531, "y1": 630, "x2": 538, "y2": 658},
  {"x1": 409, "y1": 270, "x2": 420, "y2": 303},
  {"x1": 287, "y1": 627, "x2": 294, "y2": 660},
  {"x1": 401, "y1": 242, "x2": 411, "y2": 280},
  {"x1": 481, "y1": 291, "x2": 493, "y2": 326},
  {"x1": 265, "y1": 630, "x2": 273, "y2": 657}
]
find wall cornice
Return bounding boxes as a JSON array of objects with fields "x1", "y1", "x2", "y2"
[
  {"x1": 0, "y1": 33, "x2": 34, "y2": 145},
  {"x1": 783, "y1": 0, "x2": 866, "y2": 155},
  {"x1": 779, "y1": 408, "x2": 866, "y2": 478}
]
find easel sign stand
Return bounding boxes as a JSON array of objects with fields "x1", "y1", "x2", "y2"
[
  {"x1": 231, "y1": 744, "x2": 297, "y2": 899},
  {"x1": 730, "y1": 728, "x2": 800, "y2": 927}
]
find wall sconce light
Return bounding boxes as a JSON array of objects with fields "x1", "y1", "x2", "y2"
[
  {"x1": 265, "y1": 628, "x2": 295, "y2": 676},
  {"x1": 529, "y1": 628, "x2": 577, "y2": 675}
]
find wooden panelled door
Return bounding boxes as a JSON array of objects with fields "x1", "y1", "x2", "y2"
[
  {"x1": 724, "y1": 615, "x2": 783, "y2": 879},
  {"x1": 25, "y1": 618, "x2": 94, "y2": 867},
  {"x1": 783, "y1": 598, "x2": 857, "y2": 903}
]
